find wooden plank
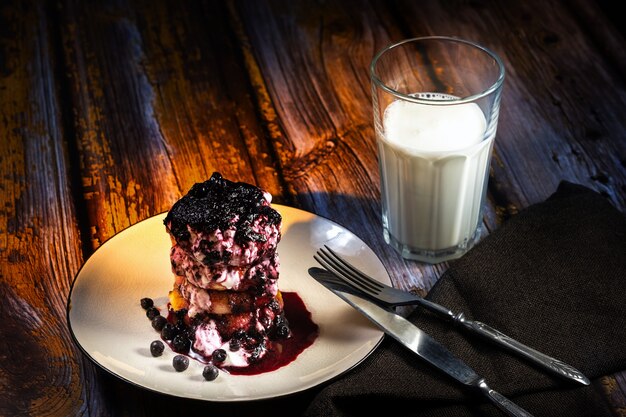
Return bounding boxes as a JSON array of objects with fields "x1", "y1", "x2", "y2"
[
  {"x1": 59, "y1": 0, "x2": 284, "y2": 249},
  {"x1": 233, "y1": 0, "x2": 626, "y2": 294},
  {"x1": 59, "y1": 0, "x2": 180, "y2": 248},
  {"x1": 390, "y1": 0, "x2": 626, "y2": 211},
  {"x1": 0, "y1": 0, "x2": 102, "y2": 415},
  {"x1": 54, "y1": 0, "x2": 292, "y2": 414},
  {"x1": 233, "y1": 0, "x2": 450, "y2": 291},
  {"x1": 133, "y1": 0, "x2": 285, "y2": 199}
]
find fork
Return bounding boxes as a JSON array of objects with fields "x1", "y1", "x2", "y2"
[{"x1": 313, "y1": 245, "x2": 590, "y2": 386}]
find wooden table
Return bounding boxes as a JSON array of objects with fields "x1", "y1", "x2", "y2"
[{"x1": 1, "y1": 0, "x2": 624, "y2": 415}]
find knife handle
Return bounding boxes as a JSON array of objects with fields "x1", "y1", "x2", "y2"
[
  {"x1": 458, "y1": 315, "x2": 590, "y2": 385},
  {"x1": 478, "y1": 380, "x2": 535, "y2": 417}
]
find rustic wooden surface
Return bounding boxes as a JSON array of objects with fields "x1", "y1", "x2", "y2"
[{"x1": 1, "y1": 0, "x2": 624, "y2": 415}]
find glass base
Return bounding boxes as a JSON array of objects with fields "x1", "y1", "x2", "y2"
[{"x1": 383, "y1": 226, "x2": 481, "y2": 264}]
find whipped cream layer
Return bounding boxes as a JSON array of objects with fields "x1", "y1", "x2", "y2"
[{"x1": 170, "y1": 245, "x2": 279, "y2": 291}]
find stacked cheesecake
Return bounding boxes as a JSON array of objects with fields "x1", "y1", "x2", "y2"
[{"x1": 164, "y1": 172, "x2": 289, "y2": 367}]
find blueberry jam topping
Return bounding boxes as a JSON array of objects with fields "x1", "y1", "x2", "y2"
[
  {"x1": 163, "y1": 172, "x2": 281, "y2": 245},
  {"x1": 229, "y1": 339, "x2": 241, "y2": 351}
]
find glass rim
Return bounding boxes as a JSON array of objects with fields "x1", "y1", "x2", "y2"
[{"x1": 370, "y1": 36, "x2": 505, "y2": 105}]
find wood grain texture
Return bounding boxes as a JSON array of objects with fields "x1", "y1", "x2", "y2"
[
  {"x1": 59, "y1": 0, "x2": 181, "y2": 249},
  {"x1": 58, "y1": 0, "x2": 290, "y2": 250},
  {"x1": 0, "y1": 0, "x2": 624, "y2": 415},
  {"x1": 392, "y1": 0, "x2": 626, "y2": 210},
  {"x1": 0, "y1": 0, "x2": 102, "y2": 415},
  {"x1": 234, "y1": 0, "x2": 451, "y2": 291},
  {"x1": 235, "y1": 0, "x2": 626, "y2": 290},
  {"x1": 133, "y1": 0, "x2": 285, "y2": 197}
]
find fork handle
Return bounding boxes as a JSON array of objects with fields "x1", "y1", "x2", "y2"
[
  {"x1": 414, "y1": 297, "x2": 458, "y2": 319},
  {"x1": 477, "y1": 380, "x2": 535, "y2": 417},
  {"x1": 457, "y1": 315, "x2": 590, "y2": 385}
]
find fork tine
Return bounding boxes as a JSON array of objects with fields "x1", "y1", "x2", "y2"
[
  {"x1": 314, "y1": 252, "x2": 381, "y2": 297},
  {"x1": 322, "y1": 245, "x2": 385, "y2": 291},
  {"x1": 318, "y1": 252, "x2": 380, "y2": 294},
  {"x1": 317, "y1": 248, "x2": 383, "y2": 295},
  {"x1": 315, "y1": 248, "x2": 384, "y2": 298},
  {"x1": 309, "y1": 266, "x2": 375, "y2": 299}
]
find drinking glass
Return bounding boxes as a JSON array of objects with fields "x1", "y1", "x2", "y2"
[{"x1": 370, "y1": 36, "x2": 505, "y2": 263}]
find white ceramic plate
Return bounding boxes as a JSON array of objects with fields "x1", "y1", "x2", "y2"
[{"x1": 67, "y1": 204, "x2": 391, "y2": 401}]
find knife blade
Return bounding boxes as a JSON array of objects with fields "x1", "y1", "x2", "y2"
[{"x1": 309, "y1": 267, "x2": 535, "y2": 417}]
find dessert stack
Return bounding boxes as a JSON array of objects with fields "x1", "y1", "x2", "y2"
[{"x1": 163, "y1": 172, "x2": 289, "y2": 367}]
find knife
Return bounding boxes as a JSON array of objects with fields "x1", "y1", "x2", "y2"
[{"x1": 309, "y1": 267, "x2": 534, "y2": 417}]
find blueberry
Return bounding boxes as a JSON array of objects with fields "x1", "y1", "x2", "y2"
[
  {"x1": 259, "y1": 315, "x2": 271, "y2": 328},
  {"x1": 229, "y1": 339, "x2": 240, "y2": 351},
  {"x1": 232, "y1": 330, "x2": 246, "y2": 340},
  {"x1": 151, "y1": 316, "x2": 167, "y2": 331},
  {"x1": 202, "y1": 365, "x2": 219, "y2": 381},
  {"x1": 172, "y1": 355, "x2": 189, "y2": 372},
  {"x1": 276, "y1": 324, "x2": 290, "y2": 339},
  {"x1": 172, "y1": 334, "x2": 191, "y2": 353},
  {"x1": 140, "y1": 298, "x2": 154, "y2": 309},
  {"x1": 212, "y1": 348, "x2": 227, "y2": 363},
  {"x1": 175, "y1": 309, "x2": 188, "y2": 324},
  {"x1": 185, "y1": 326, "x2": 196, "y2": 340},
  {"x1": 146, "y1": 307, "x2": 160, "y2": 320},
  {"x1": 150, "y1": 340, "x2": 165, "y2": 357},
  {"x1": 248, "y1": 341, "x2": 266, "y2": 363},
  {"x1": 174, "y1": 322, "x2": 188, "y2": 336},
  {"x1": 161, "y1": 323, "x2": 176, "y2": 340}
]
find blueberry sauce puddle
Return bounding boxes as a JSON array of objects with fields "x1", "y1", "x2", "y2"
[
  {"x1": 152, "y1": 292, "x2": 318, "y2": 376},
  {"x1": 226, "y1": 291, "x2": 319, "y2": 375}
]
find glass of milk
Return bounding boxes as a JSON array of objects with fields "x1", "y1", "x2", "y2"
[{"x1": 370, "y1": 36, "x2": 505, "y2": 263}]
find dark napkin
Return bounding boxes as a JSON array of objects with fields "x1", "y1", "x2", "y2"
[{"x1": 304, "y1": 182, "x2": 626, "y2": 417}]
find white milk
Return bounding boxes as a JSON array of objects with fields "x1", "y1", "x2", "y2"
[{"x1": 377, "y1": 94, "x2": 495, "y2": 260}]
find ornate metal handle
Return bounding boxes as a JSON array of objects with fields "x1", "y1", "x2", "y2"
[
  {"x1": 478, "y1": 379, "x2": 535, "y2": 417},
  {"x1": 457, "y1": 314, "x2": 590, "y2": 385}
]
